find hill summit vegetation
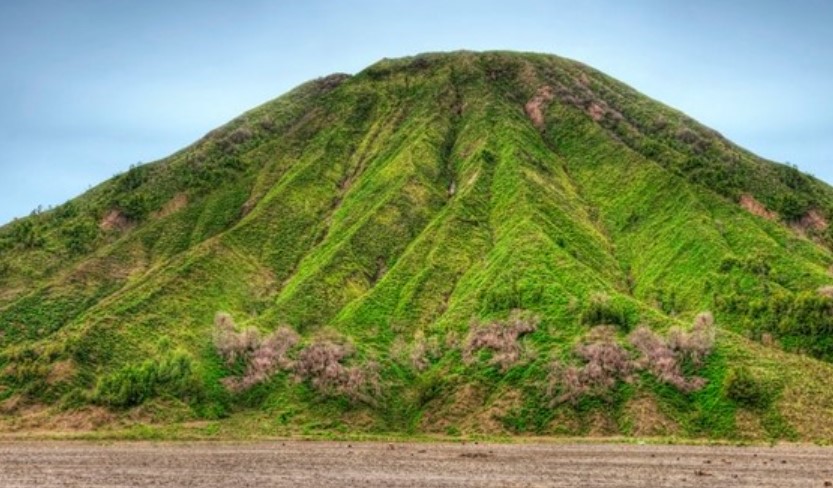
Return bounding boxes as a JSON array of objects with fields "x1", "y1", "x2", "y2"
[{"x1": 2, "y1": 51, "x2": 833, "y2": 441}]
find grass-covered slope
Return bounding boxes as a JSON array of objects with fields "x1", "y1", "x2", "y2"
[{"x1": 2, "y1": 51, "x2": 833, "y2": 441}]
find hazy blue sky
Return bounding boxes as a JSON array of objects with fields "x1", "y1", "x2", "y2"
[{"x1": 1, "y1": 0, "x2": 831, "y2": 224}]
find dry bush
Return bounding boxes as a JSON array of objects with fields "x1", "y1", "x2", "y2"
[
  {"x1": 294, "y1": 341, "x2": 380, "y2": 403},
  {"x1": 548, "y1": 364, "x2": 584, "y2": 405},
  {"x1": 213, "y1": 313, "x2": 257, "y2": 365},
  {"x1": 629, "y1": 326, "x2": 699, "y2": 391},
  {"x1": 549, "y1": 314, "x2": 716, "y2": 404},
  {"x1": 548, "y1": 326, "x2": 634, "y2": 405},
  {"x1": 409, "y1": 334, "x2": 441, "y2": 372},
  {"x1": 213, "y1": 313, "x2": 299, "y2": 392},
  {"x1": 464, "y1": 309, "x2": 540, "y2": 371},
  {"x1": 666, "y1": 312, "x2": 715, "y2": 366},
  {"x1": 629, "y1": 313, "x2": 715, "y2": 393}
]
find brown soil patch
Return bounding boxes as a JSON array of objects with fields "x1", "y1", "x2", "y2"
[
  {"x1": 153, "y1": 193, "x2": 188, "y2": 219},
  {"x1": 461, "y1": 389, "x2": 523, "y2": 435},
  {"x1": 0, "y1": 395, "x2": 23, "y2": 414},
  {"x1": 419, "y1": 384, "x2": 486, "y2": 433},
  {"x1": 3, "y1": 405, "x2": 116, "y2": 433},
  {"x1": 46, "y1": 360, "x2": 76, "y2": 386},
  {"x1": 240, "y1": 199, "x2": 256, "y2": 217},
  {"x1": 99, "y1": 209, "x2": 132, "y2": 231},
  {"x1": 798, "y1": 209, "x2": 829, "y2": 232},
  {"x1": 70, "y1": 254, "x2": 133, "y2": 284},
  {"x1": 587, "y1": 102, "x2": 607, "y2": 122},
  {"x1": 0, "y1": 286, "x2": 25, "y2": 304},
  {"x1": 778, "y1": 383, "x2": 833, "y2": 441},
  {"x1": 739, "y1": 194, "x2": 777, "y2": 221},
  {"x1": 547, "y1": 408, "x2": 582, "y2": 435},
  {"x1": 43, "y1": 407, "x2": 116, "y2": 432},
  {"x1": 585, "y1": 410, "x2": 618, "y2": 436},
  {"x1": 339, "y1": 409, "x2": 377, "y2": 430},
  {"x1": 734, "y1": 409, "x2": 766, "y2": 441},
  {"x1": 525, "y1": 86, "x2": 555, "y2": 130},
  {"x1": 624, "y1": 395, "x2": 679, "y2": 437},
  {"x1": 818, "y1": 286, "x2": 833, "y2": 299}
]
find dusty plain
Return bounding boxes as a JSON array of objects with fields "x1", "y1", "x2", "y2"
[{"x1": 2, "y1": 441, "x2": 833, "y2": 487}]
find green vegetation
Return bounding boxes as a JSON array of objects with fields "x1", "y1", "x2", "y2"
[
  {"x1": 93, "y1": 351, "x2": 202, "y2": 408},
  {"x1": 1, "y1": 51, "x2": 833, "y2": 441},
  {"x1": 724, "y1": 366, "x2": 774, "y2": 410}
]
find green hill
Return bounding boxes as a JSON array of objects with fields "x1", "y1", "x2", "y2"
[{"x1": 2, "y1": 51, "x2": 833, "y2": 441}]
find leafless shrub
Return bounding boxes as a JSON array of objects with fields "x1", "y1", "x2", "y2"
[
  {"x1": 548, "y1": 326, "x2": 634, "y2": 405},
  {"x1": 294, "y1": 341, "x2": 380, "y2": 403},
  {"x1": 576, "y1": 327, "x2": 634, "y2": 382},
  {"x1": 464, "y1": 309, "x2": 540, "y2": 371},
  {"x1": 667, "y1": 312, "x2": 715, "y2": 366},
  {"x1": 629, "y1": 317, "x2": 712, "y2": 393},
  {"x1": 213, "y1": 313, "x2": 245, "y2": 365},
  {"x1": 548, "y1": 363, "x2": 585, "y2": 405},
  {"x1": 294, "y1": 341, "x2": 350, "y2": 386},
  {"x1": 549, "y1": 314, "x2": 716, "y2": 404},
  {"x1": 629, "y1": 326, "x2": 690, "y2": 390},
  {"x1": 409, "y1": 335, "x2": 440, "y2": 372},
  {"x1": 213, "y1": 313, "x2": 299, "y2": 392}
]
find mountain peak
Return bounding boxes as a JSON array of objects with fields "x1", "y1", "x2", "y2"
[{"x1": 2, "y1": 51, "x2": 833, "y2": 440}]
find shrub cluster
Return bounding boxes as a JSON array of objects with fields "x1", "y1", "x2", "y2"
[
  {"x1": 213, "y1": 313, "x2": 299, "y2": 392},
  {"x1": 549, "y1": 313, "x2": 716, "y2": 405},
  {"x1": 548, "y1": 326, "x2": 634, "y2": 404},
  {"x1": 294, "y1": 341, "x2": 380, "y2": 403},
  {"x1": 727, "y1": 290, "x2": 833, "y2": 361},
  {"x1": 408, "y1": 334, "x2": 440, "y2": 372},
  {"x1": 93, "y1": 352, "x2": 201, "y2": 408},
  {"x1": 580, "y1": 293, "x2": 634, "y2": 331},
  {"x1": 213, "y1": 313, "x2": 379, "y2": 403},
  {"x1": 61, "y1": 218, "x2": 99, "y2": 255},
  {"x1": 464, "y1": 309, "x2": 540, "y2": 371},
  {"x1": 629, "y1": 312, "x2": 714, "y2": 393},
  {"x1": 7, "y1": 219, "x2": 44, "y2": 250},
  {"x1": 724, "y1": 366, "x2": 773, "y2": 410}
]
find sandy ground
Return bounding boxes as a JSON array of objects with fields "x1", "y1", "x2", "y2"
[{"x1": 1, "y1": 441, "x2": 833, "y2": 487}]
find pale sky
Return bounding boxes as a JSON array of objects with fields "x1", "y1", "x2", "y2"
[{"x1": 1, "y1": 0, "x2": 831, "y2": 224}]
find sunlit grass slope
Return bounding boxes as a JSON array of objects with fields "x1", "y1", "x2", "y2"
[{"x1": 1, "y1": 51, "x2": 833, "y2": 441}]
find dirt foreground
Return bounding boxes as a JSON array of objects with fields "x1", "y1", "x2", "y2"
[{"x1": 1, "y1": 441, "x2": 833, "y2": 487}]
